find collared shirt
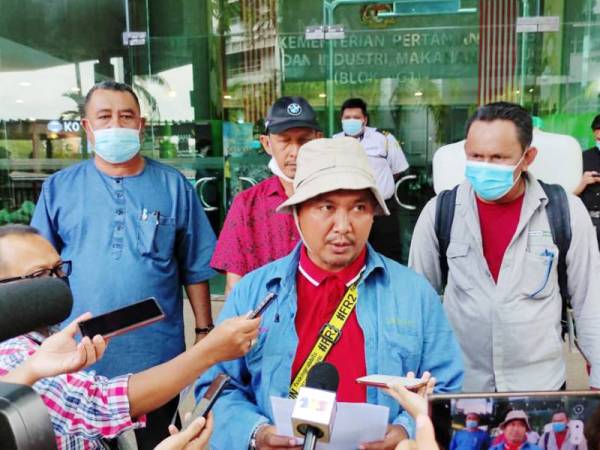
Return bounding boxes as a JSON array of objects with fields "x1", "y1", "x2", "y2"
[
  {"x1": 31, "y1": 158, "x2": 216, "y2": 377},
  {"x1": 195, "y1": 243, "x2": 463, "y2": 449},
  {"x1": 449, "y1": 428, "x2": 491, "y2": 450},
  {"x1": 211, "y1": 175, "x2": 300, "y2": 277},
  {"x1": 489, "y1": 441, "x2": 541, "y2": 450},
  {"x1": 580, "y1": 147, "x2": 600, "y2": 211},
  {"x1": 0, "y1": 332, "x2": 144, "y2": 450},
  {"x1": 333, "y1": 126, "x2": 409, "y2": 200},
  {"x1": 409, "y1": 173, "x2": 600, "y2": 391},
  {"x1": 293, "y1": 246, "x2": 367, "y2": 403}
]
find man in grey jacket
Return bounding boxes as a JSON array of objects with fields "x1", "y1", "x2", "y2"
[{"x1": 409, "y1": 102, "x2": 600, "y2": 392}]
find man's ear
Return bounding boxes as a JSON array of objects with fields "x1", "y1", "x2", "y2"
[
  {"x1": 259, "y1": 135, "x2": 272, "y2": 156},
  {"x1": 522, "y1": 146, "x2": 538, "y2": 171}
]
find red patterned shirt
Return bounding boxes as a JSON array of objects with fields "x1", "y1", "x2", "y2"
[
  {"x1": 211, "y1": 176, "x2": 300, "y2": 276},
  {"x1": 0, "y1": 333, "x2": 145, "y2": 449}
]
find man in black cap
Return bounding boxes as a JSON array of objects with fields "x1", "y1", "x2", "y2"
[
  {"x1": 211, "y1": 96, "x2": 322, "y2": 294},
  {"x1": 575, "y1": 114, "x2": 600, "y2": 248}
]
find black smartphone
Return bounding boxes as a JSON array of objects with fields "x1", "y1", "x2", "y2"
[
  {"x1": 247, "y1": 292, "x2": 277, "y2": 319},
  {"x1": 188, "y1": 373, "x2": 230, "y2": 424},
  {"x1": 78, "y1": 297, "x2": 165, "y2": 339}
]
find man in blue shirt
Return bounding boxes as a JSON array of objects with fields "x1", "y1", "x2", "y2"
[
  {"x1": 195, "y1": 137, "x2": 463, "y2": 450},
  {"x1": 451, "y1": 413, "x2": 491, "y2": 450},
  {"x1": 31, "y1": 80, "x2": 217, "y2": 449}
]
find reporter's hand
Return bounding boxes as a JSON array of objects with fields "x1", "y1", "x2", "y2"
[
  {"x1": 154, "y1": 414, "x2": 213, "y2": 450},
  {"x1": 359, "y1": 424, "x2": 408, "y2": 450},
  {"x1": 384, "y1": 371, "x2": 436, "y2": 419},
  {"x1": 200, "y1": 315, "x2": 261, "y2": 363},
  {"x1": 395, "y1": 415, "x2": 439, "y2": 450},
  {"x1": 28, "y1": 313, "x2": 107, "y2": 380},
  {"x1": 255, "y1": 424, "x2": 302, "y2": 450},
  {"x1": 575, "y1": 171, "x2": 600, "y2": 194}
]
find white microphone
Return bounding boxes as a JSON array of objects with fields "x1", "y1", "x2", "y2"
[{"x1": 291, "y1": 362, "x2": 339, "y2": 450}]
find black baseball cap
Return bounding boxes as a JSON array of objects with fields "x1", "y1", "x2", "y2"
[{"x1": 265, "y1": 96, "x2": 321, "y2": 134}]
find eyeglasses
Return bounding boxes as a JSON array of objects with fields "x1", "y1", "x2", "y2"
[{"x1": 0, "y1": 260, "x2": 72, "y2": 284}]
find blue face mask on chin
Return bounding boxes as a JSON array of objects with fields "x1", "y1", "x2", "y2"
[
  {"x1": 93, "y1": 127, "x2": 141, "y2": 164},
  {"x1": 552, "y1": 422, "x2": 567, "y2": 433},
  {"x1": 342, "y1": 118, "x2": 364, "y2": 137},
  {"x1": 596, "y1": 140, "x2": 600, "y2": 151},
  {"x1": 465, "y1": 152, "x2": 526, "y2": 201}
]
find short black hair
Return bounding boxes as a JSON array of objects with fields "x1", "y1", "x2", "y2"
[
  {"x1": 340, "y1": 98, "x2": 368, "y2": 118},
  {"x1": 84, "y1": 80, "x2": 140, "y2": 115},
  {"x1": 591, "y1": 114, "x2": 600, "y2": 131},
  {"x1": 465, "y1": 102, "x2": 533, "y2": 150}
]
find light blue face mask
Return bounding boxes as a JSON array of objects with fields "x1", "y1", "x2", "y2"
[
  {"x1": 342, "y1": 118, "x2": 364, "y2": 137},
  {"x1": 596, "y1": 140, "x2": 600, "y2": 151},
  {"x1": 465, "y1": 153, "x2": 526, "y2": 201},
  {"x1": 466, "y1": 420, "x2": 479, "y2": 429},
  {"x1": 552, "y1": 422, "x2": 567, "y2": 433},
  {"x1": 93, "y1": 127, "x2": 141, "y2": 164}
]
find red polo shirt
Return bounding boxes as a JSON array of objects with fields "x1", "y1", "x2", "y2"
[{"x1": 292, "y1": 246, "x2": 368, "y2": 403}]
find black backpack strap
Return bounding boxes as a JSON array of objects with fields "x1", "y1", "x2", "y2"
[
  {"x1": 434, "y1": 186, "x2": 459, "y2": 288},
  {"x1": 538, "y1": 180, "x2": 572, "y2": 335}
]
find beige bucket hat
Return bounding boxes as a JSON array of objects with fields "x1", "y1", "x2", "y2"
[
  {"x1": 277, "y1": 137, "x2": 390, "y2": 215},
  {"x1": 499, "y1": 410, "x2": 531, "y2": 431}
]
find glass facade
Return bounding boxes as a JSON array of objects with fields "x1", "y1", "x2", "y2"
[{"x1": 1, "y1": 0, "x2": 599, "y2": 262}]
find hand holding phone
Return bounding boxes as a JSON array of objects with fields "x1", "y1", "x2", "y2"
[
  {"x1": 184, "y1": 374, "x2": 230, "y2": 429},
  {"x1": 356, "y1": 374, "x2": 428, "y2": 390},
  {"x1": 78, "y1": 297, "x2": 165, "y2": 339}
]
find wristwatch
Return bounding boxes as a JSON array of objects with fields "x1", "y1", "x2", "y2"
[{"x1": 194, "y1": 324, "x2": 214, "y2": 334}]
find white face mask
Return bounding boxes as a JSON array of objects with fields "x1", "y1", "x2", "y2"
[
  {"x1": 266, "y1": 138, "x2": 294, "y2": 183},
  {"x1": 268, "y1": 158, "x2": 293, "y2": 183}
]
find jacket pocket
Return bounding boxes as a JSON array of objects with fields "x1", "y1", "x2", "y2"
[
  {"x1": 446, "y1": 241, "x2": 474, "y2": 290},
  {"x1": 137, "y1": 215, "x2": 176, "y2": 261}
]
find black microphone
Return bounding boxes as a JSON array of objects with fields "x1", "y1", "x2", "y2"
[
  {"x1": 291, "y1": 362, "x2": 340, "y2": 450},
  {"x1": 0, "y1": 277, "x2": 73, "y2": 342}
]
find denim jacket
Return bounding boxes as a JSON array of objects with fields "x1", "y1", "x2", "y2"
[{"x1": 195, "y1": 244, "x2": 463, "y2": 449}]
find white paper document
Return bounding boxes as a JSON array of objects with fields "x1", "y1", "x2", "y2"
[{"x1": 271, "y1": 396, "x2": 389, "y2": 449}]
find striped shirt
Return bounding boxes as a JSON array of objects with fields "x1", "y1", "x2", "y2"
[{"x1": 0, "y1": 332, "x2": 145, "y2": 449}]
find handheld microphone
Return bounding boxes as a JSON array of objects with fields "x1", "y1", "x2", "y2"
[
  {"x1": 0, "y1": 277, "x2": 73, "y2": 342},
  {"x1": 291, "y1": 362, "x2": 339, "y2": 450}
]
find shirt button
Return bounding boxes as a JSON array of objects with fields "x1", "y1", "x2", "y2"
[
  {"x1": 116, "y1": 192, "x2": 123, "y2": 198},
  {"x1": 116, "y1": 209, "x2": 123, "y2": 215},
  {"x1": 115, "y1": 179, "x2": 121, "y2": 184},
  {"x1": 116, "y1": 225, "x2": 123, "y2": 230}
]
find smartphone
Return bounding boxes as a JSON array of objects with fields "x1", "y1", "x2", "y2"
[
  {"x1": 247, "y1": 292, "x2": 277, "y2": 319},
  {"x1": 356, "y1": 375, "x2": 427, "y2": 390},
  {"x1": 187, "y1": 373, "x2": 230, "y2": 425},
  {"x1": 78, "y1": 297, "x2": 165, "y2": 339},
  {"x1": 428, "y1": 391, "x2": 600, "y2": 450}
]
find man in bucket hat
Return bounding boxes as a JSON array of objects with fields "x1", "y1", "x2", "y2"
[
  {"x1": 490, "y1": 411, "x2": 540, "y2": 450},
  {"x1": 211, "y1": 96, "x2": 321, "y2": 295},
  {"x1": 195, "y1": 138, "x2": 463, "y2": 450}
]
